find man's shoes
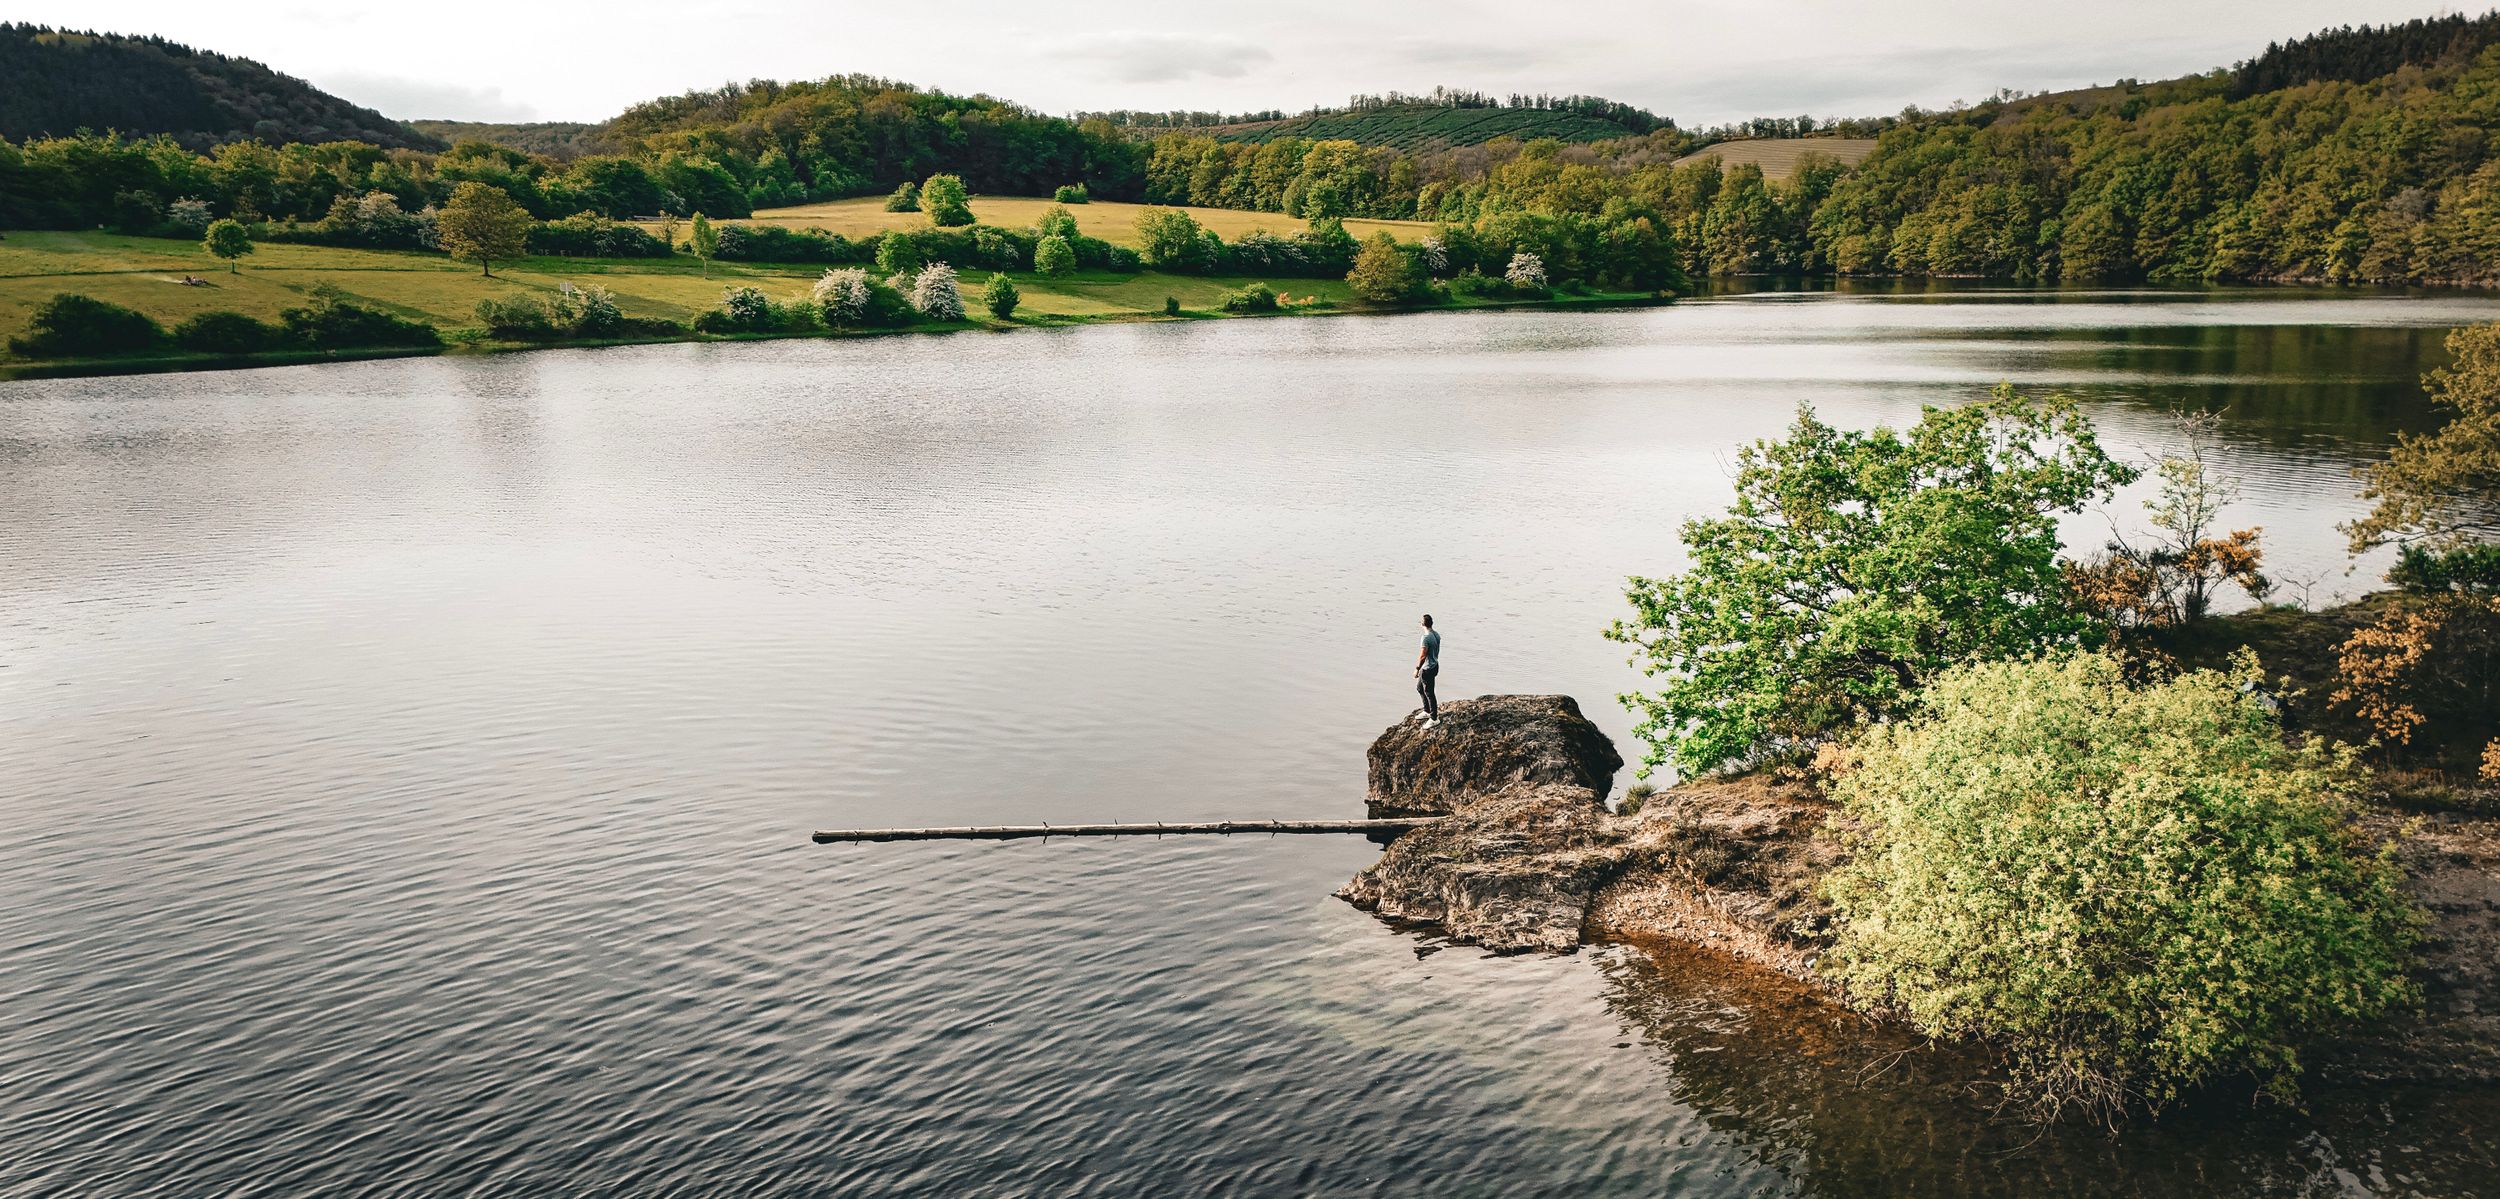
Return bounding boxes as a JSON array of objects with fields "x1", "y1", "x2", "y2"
[{"x1": 1423, "y1": 718, "x2": 1437, "y2": 729}]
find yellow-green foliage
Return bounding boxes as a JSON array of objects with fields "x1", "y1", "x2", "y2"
[{"x1": 1823, "y1": 650, "x2": 2422, "y2": 1120}]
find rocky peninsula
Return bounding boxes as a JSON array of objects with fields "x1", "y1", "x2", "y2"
[{"x1": 1338, "y1": 693, "x2": 2500, "y2": 1085}]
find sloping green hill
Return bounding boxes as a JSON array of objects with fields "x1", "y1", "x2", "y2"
[
  {"x1": 1205, "y1": 104, "x2": 1643, "y2": 149},
  {"x1": 0, "y1": 24, "x2": 438, "y2": 150},
  {"x1": 407, "y1": 120, "x2": 607, "y2": 160}
]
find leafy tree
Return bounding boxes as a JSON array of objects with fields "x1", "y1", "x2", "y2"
[
  {"x1": 688, "y1": 212, "x2": 718, "y2": 277},
  {"x1": 920, "y1": 173, "x2": 973, "y2": 226},
  {"x1": 1134, "y1": 206, "x2": 1212, "y2": 270},
  {"x1": 884, "y1": 181, "x2": 920, "y2": 213},
  {"x1": 6, "y1": 293, "x2": 164, "y2": 357},
  {"x1": 875, "y1": 231, "x2": 926, "y2": 276},
  {"x1": 980, "y1": 272, "x2": 1019, "y2": 319},
  {"x1": 1033, "y1": 234, "x2": 1076, "y2": 277},
  {"x1": 1052, "y1": 183, "x2": 1089, "y2": 203},
  {"x1": 2348, "y1": 322, "x2": 2500, "y2": 550},
  {"x1": 434, "y1": 181, "x2": 530, "y2": 277},
  {"x1": 202, "y1": 217, "x2": 252, "y2": 273},
  {"x1": 1607, "y1": 388, "x2": 2136, "y2": 775},
  {"x1": 1346, "y1": 232, "x2": 1427, "y2": 303},
  {"x1": 1824, "y1": 650, "x2": 2422, "y2": 1121},
  {"x1": 1034, "y1": 204, "x2": 1080, "y2": 240}
]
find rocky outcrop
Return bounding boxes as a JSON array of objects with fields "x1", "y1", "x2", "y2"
[
  {"x1": 1336, "y1": 782, "x2": 1622, "y2": 953},
  {"x1": 1365, "y1": 694, "x2": 1623, "y2": 817},
  {"x1": 1342, "y1": 695, "x2": 1835, "y2": 962},
  {"x1": 1584, "y1": 777, "x2": 1843, "y2": 983}
]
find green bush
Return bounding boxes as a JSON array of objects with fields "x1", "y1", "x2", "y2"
[
  {"x1": 920, "y1": 174, "x2": 974, "y2": 227},
  {"x1": 172, "y1": 310, "x2": 282, "y2": 354},
  {"x1": 1052, "y1": 183, "x2": 1089, "y2": 204},
  {"x1": 883, "y1": 181, "x2": 920, "y2": 212},
  {"x1": 1163, "y1": 296, "x2": 1181, "y2": 316},
  {"x1": 1033, "y1": 234, "x2": 1076, "y2": 277},
  {"x1": 1221, "y1": 282, "x2": 1280, "y2": 313},
  {"x1": 278, "y1": 286, "x2": 441, "y2": 349},
  {"x1": 8, "y1": 293, "x2": 165, "y2": 357},
  {"x1": 981, "y1": 273, "x2": 1020, "y2": 319},
  {"x1": 1823, "y1": 650, "x2": 2423, "y2": 1120}
]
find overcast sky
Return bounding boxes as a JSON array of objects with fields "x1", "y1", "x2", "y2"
[{"x1": 20, "y1": 1, "x2": 2479, "y2": 126}]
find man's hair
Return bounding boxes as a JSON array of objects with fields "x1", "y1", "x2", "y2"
[{"x1": 1422, "y1": 614, "x2": 1433, "y2": 627}]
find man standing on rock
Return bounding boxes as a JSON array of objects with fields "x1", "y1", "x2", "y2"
[{"x1": 1414, "y1": 614, "x2": 1441, "y2": 726}]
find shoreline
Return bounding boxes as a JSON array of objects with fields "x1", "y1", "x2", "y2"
[{"x1": 0, "y1": 289, "x2": 1673, "y2": 384}]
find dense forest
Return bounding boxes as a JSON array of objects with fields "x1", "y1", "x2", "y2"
[
  {"x1": 9, "y1": 14, "x2": 2500, "y2": 286},
  {"x1": 0, "y1": 24, "x2": 437, "y2": 151}
]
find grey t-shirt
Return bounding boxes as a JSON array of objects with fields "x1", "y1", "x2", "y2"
[{"x1": 1421, "y1": 629, "x2": 1441, "y2": 669}]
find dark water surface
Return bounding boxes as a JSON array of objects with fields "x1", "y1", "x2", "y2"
[{"x1": 7, "y1": 289, "x2": 2500, "y2": 1197}]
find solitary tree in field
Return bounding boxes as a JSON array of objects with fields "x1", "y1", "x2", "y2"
[
  {"x1": 203, "y1": 218, "x2": 253, "y2": 273},
  {"x1": 689, "y1": 212, "x2": 719, "y2": 277},
  {"x1": 434, "y1": 182, "x2": 531, "y2": 277},
  {"x1": 920, "y1": 174, "x2": 974, "y2": 227},
  {"x1": 884, "y1": 181, "x2": 920, "y2": 213}
]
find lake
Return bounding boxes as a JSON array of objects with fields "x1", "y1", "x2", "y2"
[{"x1": 7, "y1": 287, "x2": 2499, "y2": 1197}]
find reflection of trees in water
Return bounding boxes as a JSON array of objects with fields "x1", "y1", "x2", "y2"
[
  {"x1": 1592, "y1": 943, "x2": 2500, "y2": 1198},
  {"x1": 1997, "y1": 324, "x2": 2455, "y2": 448}
]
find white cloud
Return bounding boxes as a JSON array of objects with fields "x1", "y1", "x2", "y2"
[
  {"x1": 312, "y1": 72, "x2": 540, "y2": 122},
  {"x1": 1049, "y1": 32, "x2": 1275, "y2": 85}
]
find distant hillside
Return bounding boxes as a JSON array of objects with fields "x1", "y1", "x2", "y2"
[
  {"x1": 1204, "y1": 104, "x2": 1647, "y2": 150},
  {"x1": 0, "y1": 24, "x2": 439, "y2": 150},
  {"x1": 1673, "y1": 138, "x2": 1880, "y2": 182},
  {"x1": 2229, "y1": 10, "x2": 2500, "y2": 97},
  {"x1": 408, "y1": 120, "x2": 607, "y2": 160}
]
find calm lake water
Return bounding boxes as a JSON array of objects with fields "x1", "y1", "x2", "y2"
[{"x1": 8, "y1": 287, "x2": 2500, "y2": 1197}]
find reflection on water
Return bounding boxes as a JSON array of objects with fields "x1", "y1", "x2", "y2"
[
  {"x1": 4, "y1": 289, "x2": 2498, "y2": 1196},
  {"x1": 1596, "y1": 945, "x2": 2500, "y2": 1198}
]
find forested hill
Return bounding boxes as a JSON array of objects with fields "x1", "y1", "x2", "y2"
[
  {"x1": 0, "y1": 25, "x2": 439, "y2": 151},
  {"x1": 407, "y1": 121, "x2": 606, "y2": 161},
  {"x1": 1198, "y1": 103, "x2": 1647, "y2": 151},
  {"x1": 2229, "y1": 10, "x2": 2500, "y2": 96}
]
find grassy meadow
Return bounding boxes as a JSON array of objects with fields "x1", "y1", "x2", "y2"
[{"x1": 1672, "y1": 137, "x2": 1880, "y2": 182}]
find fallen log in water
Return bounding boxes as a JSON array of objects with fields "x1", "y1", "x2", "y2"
[{"x1": 812, "y1": 818, "x2": 1441, "y2": 844}]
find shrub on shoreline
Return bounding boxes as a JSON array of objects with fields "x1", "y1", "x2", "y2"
[
  {"x1": 1823, "y1": 650, "x2": 2423, "y2": 1121},
  {"x1": 8, "y1": 293, "x2": 164, "y2": 357}
]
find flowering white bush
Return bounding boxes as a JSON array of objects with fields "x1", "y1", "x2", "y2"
[
  {"x1": 1419, "y1": 236, "x2": 1450, "y2": 278},
  {"x1": 167, "y1": 197, "x2": 214, "y2": 232},
  {"x1": 574, "y1": 283, "x2": 622, "y2": 335},
  {"x1": 1504, "y1": 251, "x2": 1547, "y2": 291},
  {"x1": 722, "y1": 286, "x2": 773, "y2": 327},
  {"x1": 814, "y1": 268, "x2": 873, "y2": 324},
  {"x1": 911, "y1": 262, "x2": 965, "y2": 321}
]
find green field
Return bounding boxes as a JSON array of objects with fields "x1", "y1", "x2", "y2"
[
  {"x1": 0, "y1": 228, "x2": 1374, "y2": 338},
  {"x1": 1201, "y1": 105, "x2": 1642, "y2": 150},
  {"x1": 717, "y1": 195, "x2": 1432, "y2": 246}
]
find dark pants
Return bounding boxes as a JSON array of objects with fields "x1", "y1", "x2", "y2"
[{"x1": 1417, "y1": 665, "x2": 1439, "y2": 718}]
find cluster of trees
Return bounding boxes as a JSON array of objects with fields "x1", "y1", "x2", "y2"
[
  {"x1": 1131, "y1": 24, "x2": 2500, "y2": 286},
  {"x1": 1082, "y1": 87, "x2": 1666, "y2": 135},
  {"x1": 1606, "y1": 322, "x2": 2500, "y2": 1121},
  {"x1": 2227, "y1": 11, "x2": 2500, "y2": 97},
  {"x1": 6, "y1": 286, "x2": 437, "y2": 359}
]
